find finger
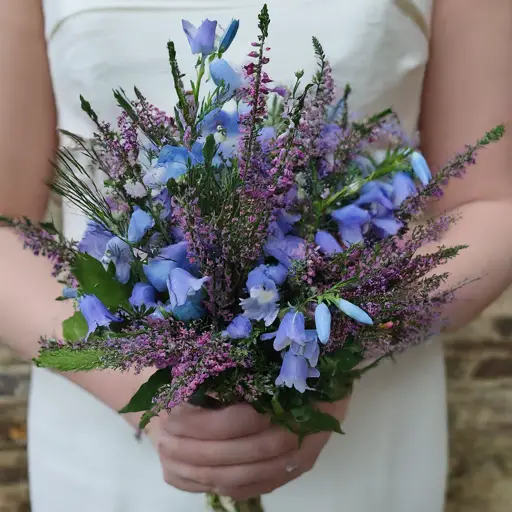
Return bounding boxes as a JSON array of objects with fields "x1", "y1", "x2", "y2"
[
  {"x1": 160, "y1": 426, "x2": 299, "y2": 466},
  {"x1": 221, "y1": 472, "x2": 299, "y2": 502},
  {"x1": 165, "y1": 403, "x2": 270, "y2": 440},
  {"x1": 167, "y1": 448, "x2": 301, "y2": 490},
  {"x1": 162, "y1": 471, "x2": 211, "y2": 494}
]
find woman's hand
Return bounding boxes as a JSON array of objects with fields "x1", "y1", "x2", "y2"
[{"x1": 148, "y1": 399, "x2": 349, "y2": 500}]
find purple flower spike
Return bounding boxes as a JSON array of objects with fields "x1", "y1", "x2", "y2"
[
  {"x1": 410, "y1": 151, "x2": 432, "y2": 186},
  {"x1": 315, "y1": 303, "x2": 332, "y2": 344},
  {"x1": 79, "y1": 295, "x2": 121, "y2": 339},
  {"x1": 223, "y1": 315, "x2": 253, "y2": 339},
  {"x1": 129, "y1": 282, "x2": 157, "y2": 309},
  {"x1": 275, "y1": 351, "x2": 319, "y2": 393},
  {"x1": 102, "y1": 237, "x2": 133, "y2": 284},
  {"x1": 337, "y1": 298, "x2": 373, "y2": 325},
  {"x1": 315, "y1": 231, "x2": 343, "y2": 256},
  {"x1": 182, "y1": 19, "x2": 217, "y2": 55},
  {"x1": 210, "y1": 58, "x2": 244, "y2": 92},
  {"x1": 128, "y1": 207, "x2": 155, "y2": 243},
  {"x1": 167, "y1": 268, "x2": 209, "y2": 309}
]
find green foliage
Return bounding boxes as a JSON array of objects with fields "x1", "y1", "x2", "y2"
[
  {"x1": 62, "y1": 312, "x2": 88, "y2": 342},
  {"x1": 119, "y1": 368, "x2": 171, "y2": 414},
  {"x1": 35, "y1": 348, "x2": 106, "y2": 372},
  {"x1": 72, "y1": 253, "x2": 130, "y2": 309}
]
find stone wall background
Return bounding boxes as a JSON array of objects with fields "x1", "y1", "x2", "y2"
[{"x1": 1, "y1": 288, "x2": 512, "y2": 511}]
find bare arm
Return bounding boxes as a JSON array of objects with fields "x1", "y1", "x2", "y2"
[
  {"x1": 420, "y1": 0, "x2": 512, "y2": 330},
  {"x1": 0, "y1": 0, "x2": 148, "y2": 428}
]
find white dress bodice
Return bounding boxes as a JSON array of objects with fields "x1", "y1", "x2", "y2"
[{"x1": 30, "y1": 1, "x2": 446, "y2": 511}]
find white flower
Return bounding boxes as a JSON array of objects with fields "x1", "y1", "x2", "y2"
[{"x1": 123, "y1": 181, "x2": 147, "y2": 199}]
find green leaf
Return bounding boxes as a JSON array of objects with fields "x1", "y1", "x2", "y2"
[
  {"x1": 300, "y1": 410, "x2": 344, "y2": 435},
  {"x1": 35, "y1": 348, "x2": 106, "y2": 372},
  {"x1": 62, "y1": 312, "x2": 88, "y2": 342},
  {"x1": 72, "y1": 253, "x2": 130, "y2": 309},
  {"x1": 119, "y1": 369, "x2": 170, "y2": 414},
  {"x1": 40, "y1": 221, "x2": 59, "y2": 236},
  {"x1": 202, "y1": 134, "x2": 216, "y2": 165}
]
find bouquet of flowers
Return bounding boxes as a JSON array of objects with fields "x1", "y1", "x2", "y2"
[{"x1": 3, "y1": 5, "x2": 503, "y2": 512}]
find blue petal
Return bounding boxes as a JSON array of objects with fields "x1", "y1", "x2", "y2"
[
  {"x1": 315, "y1": 231, "x2": 343, "y2": 255},
  {"x1": 62, "y1": 287, "x2": 78, "y2": 299},
  {"x1": 410, "y1": 151, "x2": 432, "y2": 186},
  {"x1": 219, "y1": 19, "x2": 239, "y2": 53},
  {"x1": 210, "y1": 58, "x2": 243, "y2": 92},
  {"x1": 331, "y1": 204, "x2": 371, "y2": 226},
  {"x1": 103, "y1": 237, "x2": 133, "y2": 284},
  {"x1": 182, "y1": 19, "x2": 217, "y2": 55},
  {"x1": 79, "y1": 295, "x2": 121, "y2": 339},
  {"x1": 170, "y1": 297, "x2": 205, "y2": 322},
  {"x1": 128, "y1": 207, "x2": 155, "y2": 243},
  {"x1": 355, "y1": 187, "x2": 394, "y2": 211},
  {"x1": 167, "y1": 268, "x2": 208, "y2": 309},
  {"x1": 273, "y1": 311, "x2": 306, "y2": 351},
  {"x1": 78, "y1": 221, "x2": 112, "y2": 261},
  {"x1": 337, "y1": 298, "x2": 373, "y2": 325},
  {"x1": 223, "y1": 315, "x2": 253, "y2": 339},
  {"x1": 339, "y1": 224, "x2": 365, "y2": 246},
  {"x1": 246, "y1": 264, "x2": 288, "y2": 289},
  {"x1": 143, "y1": 242, "x2": 189, "y2": 292},
  {"x1": 372, "y1": 215, "x2": 403, "y2": 236},
  {"x1": 275, "y1": 351, "x2": 310, "y2": 393},
  {"x1": 315, "y1": 303, "x2": 332, "y2": 344},
  {"x1": 129, "y1": 282, "x2": 157, "y2": 308},
  {"x1": 392, "y1": 172, "x2": 417, "y2": 207}
]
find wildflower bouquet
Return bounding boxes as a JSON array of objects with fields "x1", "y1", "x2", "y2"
[{"x1": 3, "y1": 5, "x2": 504, "y2": 512}]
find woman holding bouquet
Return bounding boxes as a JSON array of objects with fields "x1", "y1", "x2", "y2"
[{"x1": 0, "y1": 0, "x2": 510, "y2": 511}]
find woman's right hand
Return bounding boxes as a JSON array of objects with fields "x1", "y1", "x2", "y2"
[{"x1": 147, "y1": 399, "x2": 348, "y2": 500}]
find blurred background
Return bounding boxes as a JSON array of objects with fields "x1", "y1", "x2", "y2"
[{"x1": 1, "y1": 201, "x2": 512, "y2": 511}]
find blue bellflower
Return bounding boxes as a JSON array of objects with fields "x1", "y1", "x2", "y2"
[
  {"x1": 291, "y1": 330, "x2": 320, "y2": 367},
  {"x1": 275, "y1": 350, "x2": 320, "y2": 393},
  {"x1": 315, "y1": 303, "x2": 332, "y2": 344},
  {"x1": 240, "y1": 279, "x2": 280, "y2": 327},
  {"x1": 167, "y1": 267, "x2": 209, "y2": 309},
  {"x1": 78, "y1": 221, "x2": 112, "y2": 261},
  {"x1": 128, "y1": 207, "x2": 155, "y2": 243},
  {"x1": 246, "y1": 263, "x2": 288, "y2": 289},
  {"x1": 210, "y1": 58, "x2": 244, "y2": 92},
  {"x1": 218, "y1": 19, "x2": 240, "y2": 53},
  {"x1": 129, "y1": 282, "x2": 157, "y2": 309},
  {"x1": 337, "y1": 298, "x2": 373, "y2": 325},
  {"x1": 222, "y1": 315, "x2": 253, "y2": 339},
  {"x1": 170, "y1": 293, "x2": 205, "y2": 322},
  {"x1": 182, "y1": 19, "x2": 217, "y2": 55},
  {"x1": 79, "y1": 295, "x2": 121, "y2": 339},
  {"x1": 157, "y1": 145, "x2": 195, "y2": 182},
  {"x1": 315, "y1": 231, "x2": 343, "y2": 256},
  {"x1": 410, "y1": 151, "x2": 432, "y2": 186},
  {"x1": 261, "y1": 310, "x2": 307, "y2": 351},
  {"x1": 143, "y1": 241, "x2": 189, "y2": 292},
  {"x1": 102, "y1": 237, "x2": 133, "y2": 284}
]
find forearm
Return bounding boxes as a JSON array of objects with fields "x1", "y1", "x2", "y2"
[
  {"x1": 0, "y1": 229, "x2": 149, "y2": 428},
  {"x1": 0, "y1": 0, "x2": 56, "y2": 219},
  {"x1": 427, "y1": 199, "x2": 512, "y2": 331}
]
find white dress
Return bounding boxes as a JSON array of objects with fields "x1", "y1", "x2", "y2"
[{"x1": 30, "y1": 1, "x2": 447, "y2": 511}]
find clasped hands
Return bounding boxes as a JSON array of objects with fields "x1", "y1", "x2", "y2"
[{"x1": 147, "y1": 399, "x2": 348, "y2": 501}]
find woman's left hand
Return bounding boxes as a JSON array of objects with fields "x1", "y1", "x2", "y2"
[{"x1": 148, "y1": 398, "x2": 349, "y2": 500}]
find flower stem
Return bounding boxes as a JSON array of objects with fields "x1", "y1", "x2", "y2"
[{"x1": 207, "y1": 494, "x2": 264, "y2": 512}]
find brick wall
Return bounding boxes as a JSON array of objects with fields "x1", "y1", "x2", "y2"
[{"x1": 1, "y1": 291, "x2": 512, "y2": 511}]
